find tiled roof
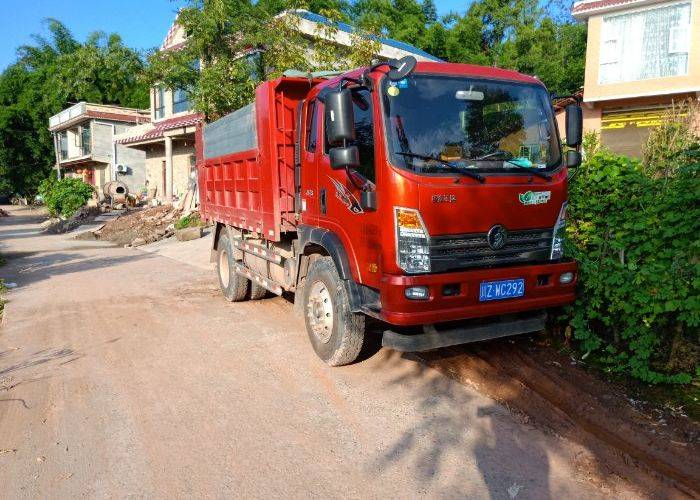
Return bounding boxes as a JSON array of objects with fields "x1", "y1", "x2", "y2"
[
  {"x1": 295, "y1": 10, "x2": 442, "y2": 62},
  {"x1": 553, "y1": 90, "x2": 584, "y2": 112},
  {"x1": 572, "y1": 0, "x2": 646, "y2": 17},
  {"x1": 115, "y1": 113, "x2": 203, "y2": 144},
  {"x1": 161, "y1": 12, "x2": 182, "y2": 50},
  {"x1": 157, "y1": 9, "x2": 441, "y2": 61}
]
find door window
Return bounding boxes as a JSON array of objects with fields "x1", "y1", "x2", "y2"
[
  {"x1": 351, "y1": 89, "x2": 375, "y2": 183},
  {"x1": 324, "y1": 89, "x2": 376, "y2": 182},
  {"x1": 305, "y1": 100, "x2": 318, "y2": 152}
]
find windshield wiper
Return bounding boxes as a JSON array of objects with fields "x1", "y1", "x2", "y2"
[
  {"x1": 472, "y1": 151, "x2": 551, "y2": 181},
  {"x1": 396, "y1": 152, "x2": 485, "y2": 183}
]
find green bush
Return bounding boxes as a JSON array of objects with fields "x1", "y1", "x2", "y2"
[
  {"x1": 174, "y1": 211, "x2": 204, "y2": 230},
  {"x1": 565, "y1": 146, "x2": 700, "y2": 384},
  {"x1": 38, "y1": 177, "x2": 94, "y2": 218},
  {"x1": 642, "y1": 100, "x2": 699, "y2": 178}
]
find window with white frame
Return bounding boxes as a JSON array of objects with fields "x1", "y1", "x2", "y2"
[
  {"x1": 154, "y1": 86, "x2": 166, "y2": 119},
  {"x1": 172, "y1": 88, "x2": 191, "y2": 114},
  {"x1": 599, "y1": 2, "x2": 692, "y2": 84}
]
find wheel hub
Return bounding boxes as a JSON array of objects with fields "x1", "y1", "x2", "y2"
[
  {"x1": 219, "y1": 248, "x2": 230, "y2": 288},
  {"x1": 307, "y1": 281, "x2": 333, "y2": 343}
]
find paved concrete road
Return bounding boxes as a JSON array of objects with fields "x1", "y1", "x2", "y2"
[{"x1": 0, "y1": 206, "x2": 642, "y2": 499}]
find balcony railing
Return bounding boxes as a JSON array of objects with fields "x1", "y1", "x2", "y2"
[{"x1": 49, "y1": 102, "x2": 87, "y2": 129}]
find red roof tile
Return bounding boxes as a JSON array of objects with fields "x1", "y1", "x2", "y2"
[{"x1": 115, "y1": 113, "x2": 203, "y2": 145}]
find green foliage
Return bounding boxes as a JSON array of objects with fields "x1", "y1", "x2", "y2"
[
  {"x1": 0, "y1": 19, "x2": 149, "y2": 198},
  {"x1": 146, "y1": 0, "x2": 380, "y2": 119},
  {"x1": 149, "y1": 0, "x2": 585, "y2": 119},
  {"x1": 175, "y1": 211, "x2": 205, "y2": 230},
  {"x1": 565, "y1": 147, "x2": 700, "y2": 384},
  {"x1": 642, "y1": 100, "x2": 699, "y2": 178},
  {"x1": 0, "y1": 278, "x2": 6, "y2": 318},
  {"x1": 38, "y1": 177, "x2": 94, "y2": 218},
  {"x1": 351, "y1": 0, "x2": 586, "y2": 96}
]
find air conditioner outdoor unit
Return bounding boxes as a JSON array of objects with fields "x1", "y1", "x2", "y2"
[{"x1": 115, "y1": 164, "x2": 128, "y2": 174}]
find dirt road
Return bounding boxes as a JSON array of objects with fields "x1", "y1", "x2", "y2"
[{"x1": 0, "y1": 205, "x2": 657, "y2": 498}]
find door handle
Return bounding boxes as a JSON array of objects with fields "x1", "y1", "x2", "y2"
[{"x1": 320, "y1": 188, "x2": 326, "y2": 214}]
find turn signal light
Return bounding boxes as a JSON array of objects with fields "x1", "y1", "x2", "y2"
[
  {"x1": 396, "y1": 209, "x2": 422, "y2": 229},
  {"x1": 395, "y1": 207, "x2": 430, "y2": 274}
]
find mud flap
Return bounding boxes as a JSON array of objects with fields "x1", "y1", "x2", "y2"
[{"x1": 382, "y1": 312, "x2": 547, "y2": 352}]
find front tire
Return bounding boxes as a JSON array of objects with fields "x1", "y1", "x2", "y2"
[
  {"x1": 217, "y1": 233, "x2": 249, "y2": 302},
  {"x1": 303, "y1": 256, "x2": 365, "y2": 366}
]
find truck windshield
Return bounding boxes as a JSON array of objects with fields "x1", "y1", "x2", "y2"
[{"x1": 382, "y1": 75, "x2": 561, "y2": 174}]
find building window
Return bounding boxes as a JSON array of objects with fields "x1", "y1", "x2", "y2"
[
  {"x1": 599, "y1": 2, "x2": 691, "y2": 84},
  {"x1": 80, "y1": 125, "x2": 91, "y2": 155},
  {"x1": 155, "y1": 86, "x2": 166, "y2": 119},
  {"x1": 173, "y1": 88, "x2": 191, "y2": 114},
  {"x1": 59, "y1": 131, "x2": 68, "y2": 160}
]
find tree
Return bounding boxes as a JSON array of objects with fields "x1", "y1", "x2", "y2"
[
  {"x1": 349, "y1": 0, "x2": 586, "y2": 95},
  {"x1": 146, "y1": 0, "x2": 381, "y2": 119},
  {"x1": 0, "y1": 20, "x2": 149, "y2": 197}
]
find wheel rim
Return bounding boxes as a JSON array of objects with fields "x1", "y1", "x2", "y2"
[
  {"x1": 307, "y1": 280, "x2": 333, "y2": 343},
  {"x1": 219, "y1": 248, "x2": 230, "y2": 288}
]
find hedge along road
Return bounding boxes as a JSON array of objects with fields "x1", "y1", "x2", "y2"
[{"x1": 0, "y1": 205, "x2": 672, "y2": 498}]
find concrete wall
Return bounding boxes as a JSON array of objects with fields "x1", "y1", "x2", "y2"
[
  {"x1": 144, "y1": 141, "x2": 195, "y2": 200},
  {"x1": 583, "y1": 0, "x2": 700, "y2": 103},
  {"x1": 91, "y1": 121, "x2": 115, "y2": 162},
  {"x1": 113, "y1": 123, "x2": 147, "y2": 196}
]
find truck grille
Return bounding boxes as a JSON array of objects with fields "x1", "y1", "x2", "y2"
[{"x1": 429, "y1": 228, "x2": 553, "y2": 272}]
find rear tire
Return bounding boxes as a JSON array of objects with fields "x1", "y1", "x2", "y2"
[
  {"x1": 303, "y1": 256, "x2": 365, "y2": 366},
  {"x1": 217, "y1": 233, "x2": 249, "y2": 302},
  {"x1": 248, "y1": 282, "x2": 267, "y2": 300}
]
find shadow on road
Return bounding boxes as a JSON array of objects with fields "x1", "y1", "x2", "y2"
[
  {"x1": 1, "y1": 251, "x2": 155, "y2": 289},
  {"x1": 368, "y1": 346, "x2": 553, "y2": 498}
]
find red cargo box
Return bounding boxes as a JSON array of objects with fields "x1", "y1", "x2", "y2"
[{"x1": 197, "y1": 77, "x2": 317, "y2": 241}]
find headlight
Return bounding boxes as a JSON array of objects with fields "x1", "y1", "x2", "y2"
[
  {"x1": 395, "y1": 207, "x2": 430, "y2": 273},
  {"x1": 550, "y1": 202, "x2": 567, "y2": 260}
]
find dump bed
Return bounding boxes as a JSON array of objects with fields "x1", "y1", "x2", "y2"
[{"x1": 197, "y1": 77, "x2": 315, "y2": 241}]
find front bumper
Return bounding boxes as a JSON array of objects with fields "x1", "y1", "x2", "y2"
[{"x1": 378, "y1": 261, "x2": 577, "y2": 326}]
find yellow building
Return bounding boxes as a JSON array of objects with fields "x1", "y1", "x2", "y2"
[{"x1": 573, "y1": 0, "x2": 700, "y2": 156}]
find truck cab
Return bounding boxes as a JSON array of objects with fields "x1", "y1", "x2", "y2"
[{"x1": 201, "y1": 58, "x2": 582, "y2": 366}]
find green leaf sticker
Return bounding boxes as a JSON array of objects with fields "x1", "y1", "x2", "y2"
[{"x1": 518, "y1": 190, "x2": 551, "y2": 205}]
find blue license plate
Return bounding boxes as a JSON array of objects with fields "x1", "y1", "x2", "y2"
[{"x1": 479, "y1": 278, "x2": 525, "y2": 301}]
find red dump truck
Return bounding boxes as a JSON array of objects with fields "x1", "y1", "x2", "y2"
[{"x1": 197, "y1": 57, "x2": 583, "y2": 366}]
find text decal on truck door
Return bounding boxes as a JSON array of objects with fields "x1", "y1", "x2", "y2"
[{"x1": 328, "y1": 176, "x2": 363, "y2": 214}]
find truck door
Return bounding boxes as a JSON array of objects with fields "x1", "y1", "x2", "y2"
[
  {"x1": 300, "y1": 99, "x2": 320, "y2": 226},
  {"x1": 317, "y1": 88, "x2": 381, "y2": 286}
]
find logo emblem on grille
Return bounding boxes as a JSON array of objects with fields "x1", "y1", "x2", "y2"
[{"x1": 487, "y1": 225, "x2": 508, "y2": 250}]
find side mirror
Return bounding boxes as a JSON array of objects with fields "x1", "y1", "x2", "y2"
[
  {"x1": 565, "y1": 104, "x2": 583, "y2": 147},
  {"x1": 567, "y1": 149, "x2": 582, "y2": 169},
  {"x1": 329, "y1": 146, "x2": 360, "y2": 171},
  {"x1": 387, "y1": 55, "x2": 417, "y2": 81},
  {"x1": 325, "y1": 89, "x2": 355, "y2": 146}
]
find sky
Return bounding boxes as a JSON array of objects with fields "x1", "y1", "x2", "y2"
[{"x1": 0, "y1": 0, "x2": 470, "y2": 71}]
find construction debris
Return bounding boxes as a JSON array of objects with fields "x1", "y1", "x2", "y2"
[
  {"x1": 42, "y1": 206, "x2": 101, "y2": 234},
  {"x1": 96, "y1": 205, "x2": 185, "y2": 247},
  {"x1": 175, "y1": 226, "x2": 204, "y2": 242}
]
